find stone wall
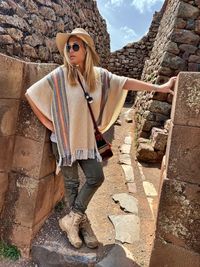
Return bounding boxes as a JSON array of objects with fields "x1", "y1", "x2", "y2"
[
  {"x1": 0, "y1": 53, "x2": 64, "y2": 257},
  {"x1": 0, "y1": 0, "x2": 110, "y2": 67},
  {"x1": 150, "y1": 72, "x2": 200, "y2": 267},
  {"x1": 135, "y1": 0, "x2": 200, "y2": 162}
]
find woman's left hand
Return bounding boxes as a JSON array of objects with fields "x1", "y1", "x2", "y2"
[{"x1": 156, "y1": 76, "x2": 177, "y2": 95}]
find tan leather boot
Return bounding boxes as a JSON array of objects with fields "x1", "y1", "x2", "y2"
[
  {"x1": 80, "y1": 214, "x2": 98, "y2": 249},
  {"x1": 59, "y1": 210, "x2": 83, "y2": 248}
]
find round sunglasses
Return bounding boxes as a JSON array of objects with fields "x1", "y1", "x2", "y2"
[{"x1": 66, "y1": 43, "x2": 80, "y2": 52}]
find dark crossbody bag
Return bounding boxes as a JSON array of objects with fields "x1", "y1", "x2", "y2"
[{"x1": 77, "y1": 75, "x2": 113, "y2": 160}]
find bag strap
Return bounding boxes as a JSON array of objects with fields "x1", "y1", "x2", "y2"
[{"x1": 77, "y1": 75, "x2": 100, "y2": 134}]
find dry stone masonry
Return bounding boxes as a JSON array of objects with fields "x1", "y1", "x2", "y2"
[
  {"x1": 0, "y1": 54, "x2": 62, "y2": 256},
  {"x1": 0, "y1": 0, "x2": 110, "y2": 67},
  {"x1": 150, "y1": 72, "x2": 200, "y2": 267},
  {"x1": 135, "y1": 0, "x2": 200, "y2": 162}
]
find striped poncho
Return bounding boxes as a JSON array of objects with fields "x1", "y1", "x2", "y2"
[{"x1": 25, "y1": 65, "x2": 127, "y2": 166}]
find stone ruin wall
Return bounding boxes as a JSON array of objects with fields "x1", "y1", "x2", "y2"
[
  {"x1": 0, "y1": 54, "x2": 61, "y2": 256},
  {"x1": 135, "y1": 0, "x2": 200, "y2": 162},
  {"x1": 109, "y1": 0, "x2": 200, "y2": 163},
  {"x1": 0, "y1": 0, "x2": 110, "y2": 67},
  {"x1": 150, "y1": 72, "x2": 200, "y2": 266}
]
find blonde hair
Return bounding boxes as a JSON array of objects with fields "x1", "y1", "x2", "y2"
[{"x1": 63, "y1": 38, "x2": 97, "y2": 92}]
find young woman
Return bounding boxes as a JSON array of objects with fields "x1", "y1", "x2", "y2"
[{"x1": 25, "y1": 28, "x2": 176, "y2": 249}]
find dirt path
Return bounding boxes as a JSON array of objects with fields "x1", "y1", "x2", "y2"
[{"x1": 86, "y1": 105, "x2": 161, "y2": 266}]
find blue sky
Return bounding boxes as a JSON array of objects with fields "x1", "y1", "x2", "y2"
[{"x1": 96, "y1": 0, "x2": 164, "y2": 51}]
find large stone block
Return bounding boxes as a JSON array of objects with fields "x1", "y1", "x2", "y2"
[
  {"x1": 21, "y1": 62, "x2": 57, "y2": 100},
  {"x1": 53, "y1": 172, "x2": 64, "y2": 206},
  {"x1": 178, "y1": 2, "x2": 199, "y2": 19},
  {"x1": 171, "y1": 29, "x2": 200, "y2": 46},
  {"x1": 1, "y1": 171, "x2": 54, "y2": 257},
  {"x1": 149, "y1": 99, "x2": 171, "y2": 116},
  {"x1": 150, "y1": 240, "x2": 200, "y2": 267},
  {"x1": 16, "y1": 99, "x2": 47, "y2": 142},
  {"x1": 171, "y1": 72, "x2": 200, "y2": 127},
  {"x1": 10, "y1": 224, "x2": 33, "y2": 258},
  {"x1": 166, "y1": 124, "x2": 200, "y2": 184},
  {"x1": 0, "y1": 53, "x2": 24, "y2": 99},
  {"x1": 0, "y1": 172, "x2": 8, "y2": 213},
  {"x1": 162, "y1": 52, "x2": 187, "y2": 71},
  {"x1": 156, "y1": 179, "x2": 200, "y2": 254},
  {"x1": 137, "y1": 139, "x2": 164, "y2": 162},
  {"x1": 0, "y1": 99, "x2": 19, "y2": 136},
  {"x1": 12, "y1": 136, "x2": 43, "y2": 179},
  {"x1": 39, "y1": 142, "x2": 55, "y2": 178},
  {"x1": 0, "y1": 172, "x2": 8, "y2": 200},
  {"x1": 34, "y1": 174, "x2": 54, "y2": 225},
  {"x1": 14, "y1": 175, "x2": 38, "y2": 227},
  {"x1": 0, "y1": 135, "x2": 15, "y2": 171}
]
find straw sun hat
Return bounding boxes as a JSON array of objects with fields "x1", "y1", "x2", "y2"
[{"x1": 56, "y1": 28, "x2": 100, "y2": 64}]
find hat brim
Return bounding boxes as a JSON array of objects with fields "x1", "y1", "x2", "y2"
[{"x1": 56, "y1": 32, "x2": 99, "y2": 64}]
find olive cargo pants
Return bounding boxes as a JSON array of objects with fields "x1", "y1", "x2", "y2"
[{"x1": 51, "y1": 142, "x2": 105, "y2": 213}]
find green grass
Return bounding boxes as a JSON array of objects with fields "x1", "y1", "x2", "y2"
[
  {"x1": 0, "y1": 240, "x2": 21, "y2": 261},
  {"x1": 54, "y1": 200, "x2": 65, "y2": 212}
]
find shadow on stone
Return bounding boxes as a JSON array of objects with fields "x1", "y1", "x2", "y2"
[{"x1": 95, "y1": 243, "x2": 141, "y2": 267}]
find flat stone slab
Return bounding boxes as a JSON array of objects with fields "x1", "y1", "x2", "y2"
[
  {"x1": 95, "y1": 244, "x2": 135, "y2": 267},
  {"x1": 112, "y1": 193, "x2": 138, "y2": 214},
  {"x1": 119, "y1": 154, "x2": 131, "y2": 165},
  {"x1": 119, "y1": 144, "x2": 131, "y2": 154},
  {"x1": 143, "y1": 181, "x2": 158, "y2": 197},
  {"x1": 147, "y1": 197, "x2": 155, "y2": 219},
  {"x1": 124, "y1": 136, "x2": 132, "y2": 145},
  {"x1": 123, "y1": 109, "x2": 134, "y2": 124},
  {"x1": 32, "y1": 241, "x2": 96, "y2": 267},
  {"x1": 127, "y1": 182, "x2": 137, "y2": 194},
  {"x1": 109, "y1": 214, "x2": 140, "y2": 243},
  {"x1": 137, "y1": 162, "x2": 146, "y2": 181},
  {"x1": 121, "y1": 164, "x2": 135, "y2": 182}
]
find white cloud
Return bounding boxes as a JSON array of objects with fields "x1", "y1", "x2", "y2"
[
  {"x1": 120, "y1": 26, "x2": 138, "y2": 41},
  {"x1": 105, "y1": 0, "x2": 124, "y2": 8},
  {"x1": 131, "y1": 0, "x2": 163, "y2": 13},
  {"x1": 111, "y1": 0, "x2": 124, "y2": 5},
  {"x1": 108, "y1": 25, "x2": 139, "y2": 51}
]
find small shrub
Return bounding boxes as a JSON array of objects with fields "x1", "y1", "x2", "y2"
[
  {"x1": 0, "y1": 240, "x2": 21, "y2": 261},
  {"x1": 54, "y1": 200, "x2": 65, "y2": 212}
]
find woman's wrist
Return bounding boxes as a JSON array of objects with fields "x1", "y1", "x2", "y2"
[{"x1": 153, "y1": 84, "x2": 160, "y2": 91}]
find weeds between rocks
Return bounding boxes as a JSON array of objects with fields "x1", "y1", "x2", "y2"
[{"x1": 0, "y1": 240, "x2": 21, "y2": 261}]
